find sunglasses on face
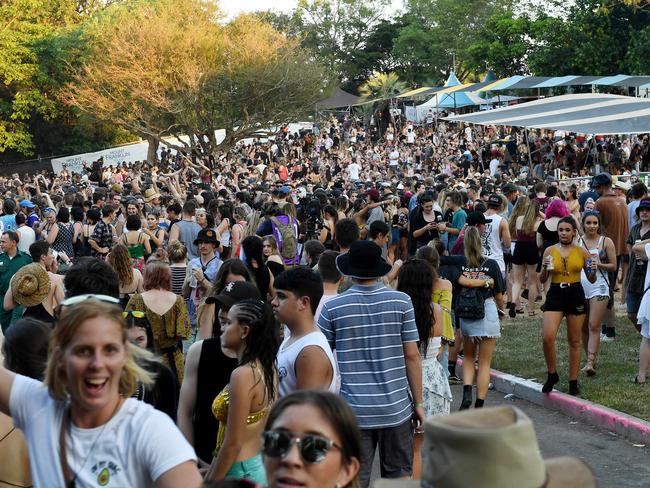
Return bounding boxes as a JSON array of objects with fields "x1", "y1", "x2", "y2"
[{"x1": 261, "y1": 430, "x2": 341, "y2": 464}]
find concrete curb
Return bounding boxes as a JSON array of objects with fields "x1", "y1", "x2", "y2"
[{"x1": 457, "y1": 360, "x2": 650, "y2": 445}]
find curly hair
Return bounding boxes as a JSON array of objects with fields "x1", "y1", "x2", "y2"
[
  {"x1": 231, "y1": 299, "x2": 279, "y2": 404},
  {"x1": 107, "y1": 244, "x2": 134, "y2": 287},
  {"x1": 397, "y1": 259, "x2": 435, "y2": 356}
]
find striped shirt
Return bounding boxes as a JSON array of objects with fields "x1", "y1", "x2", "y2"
[{"x1": 317, "y1": 282, "x2": 418, "y2": 429}]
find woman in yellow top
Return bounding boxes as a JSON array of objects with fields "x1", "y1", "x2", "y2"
[
  {"x1": 206, "y1": 299, "x2": 279, "y2": 484},
  {"x1": 539, "y1": 216, "x2": 597, "y2": 396}
]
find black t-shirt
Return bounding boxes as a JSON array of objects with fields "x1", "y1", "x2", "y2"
[
  {"x1": 626, "y1": 224, "x2": 650, "y2": 294},
  {"x1": 448, "y1": 257, "x2": 506, "y2": 302},
  {"x1": 409, "y1": 208, "x2": 442, "y2": 248}
]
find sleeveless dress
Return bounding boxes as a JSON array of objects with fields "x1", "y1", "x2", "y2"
[
  {"x1": 212, "y1": 385, "x2": 268, "y2": 484},
  {"x1": 52, "y1": 222, "x2": 74, "y2": 259},
  {"x1": 421, "y1": 336, "x2": 452, "y2": 416},
  {"x1": 580, "y1": 236, "x2": 610, "y2": 299},
  {"x1": 122, "y1": 231, "x2": 146, "y2": 272}
]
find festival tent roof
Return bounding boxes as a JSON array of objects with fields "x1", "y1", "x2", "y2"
[
  {"x1": 418, "y1": 72, "x2": 487, "y2": 108},
  {"x1": 444, "y1": 93, "x2": 650, "y2": 134},
  {"x1": 316, "y1": 87, "x2": 362, "y2": 108}
]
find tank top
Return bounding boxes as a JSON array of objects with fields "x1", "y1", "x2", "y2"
[
  {"x1": 277, "y1": 331, "x2": 339, "y2": 397},
  {"x1": 421, "y1": 336, "x2": 442, "y2": 362},
  {"x1": 482, "y1": 213, "x2": 505, "y2": 272},
  {"x1": 219, "y1": 218, "x2": 231, "y2": 247},
  {"x1": 549, "y1": 246, "x2": 584, "y2": 283},
  {"x1": 52, "y1": 222, "x2": 74, "y2": 258},
  {"x1": 194, "y1": 338, "x2": 238, "y2": 463},
  {"x1": 123, "y1": 231, "x2": 146, "y2": 259}
]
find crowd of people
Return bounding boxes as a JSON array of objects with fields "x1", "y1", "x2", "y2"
[{"x1": 0, "y1": 115, "x2": 648, "y2": 486}]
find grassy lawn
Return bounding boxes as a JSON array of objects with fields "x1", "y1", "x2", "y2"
[{"x1": 492, "y1": 312, "x2": 650, "y2": 421}]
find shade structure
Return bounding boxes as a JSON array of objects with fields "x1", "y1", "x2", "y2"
[
  {"x1": 444, "y1": 93, "x2": 650, "y2": 134},
  {"x1": 316, "y1": 87, "x2": 362, "y2": 109},
  {"x1": 418, "y1": 71, "x2": 487, "y2": 108}
]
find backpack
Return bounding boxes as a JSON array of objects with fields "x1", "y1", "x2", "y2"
[{"x1": 270, "y1": 216, "x2": 297, "y2": 263}]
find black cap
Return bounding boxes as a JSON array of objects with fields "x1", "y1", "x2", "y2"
[
  {"x1": 591, "y1": 172, "x2": 612, "y2": 188},
  {"x1": 636, "y1": 198, "x2": 650, "y2": 215},
  {"x1": 487, "y1": 194, "x2": 503, "y2": 207},
  {"x1": 501, "y1": 183, "x2": 518, "y2": 194},
  {"x1": 466, "y1": 211, "x2": 493, "y2": 226},
  {"x1": 205, "y1": 281, "x2": 261, "y2": 309},
  {"x1": 193, "y1": 228, "x2": 218, "y2": 246}
]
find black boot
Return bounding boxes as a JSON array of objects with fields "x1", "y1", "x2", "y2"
[
  {"x1": 475, "y1": 398, "x2": 485, "y2": 408},
  {"x1": 569, "y1": 380, "x2": 580, "y2": 396},
  {"x1": 459, "y1": 385, "x2": 472, "y2": 410},
  {"x1": 542, "y1": 372, "x2": 559, "y2": 393}
]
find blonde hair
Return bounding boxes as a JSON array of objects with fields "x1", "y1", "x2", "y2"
[
  {"x1": 45, "y1": 300, "x2": 154, "y2": 401},
  {"x1": 508, "y1": 195, "x2": 529, "y2": 237},
  {"x1": 521, "y1": 199, "x2": 540, "y2": 235},
  {"x1": 464, "y1": 226, "x2": 484, "y2": 268}
]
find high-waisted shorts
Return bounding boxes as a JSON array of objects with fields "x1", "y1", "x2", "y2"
[
  {"x1": 543, "y1": 283, "x2": 586, "y2": 315},
  {"x1": 226, "y1": 454, "x2": 266, "y2": 485}
]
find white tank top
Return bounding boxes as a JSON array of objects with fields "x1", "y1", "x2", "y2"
[
  {"x1": 277, "y1": 330, "x2": 339, "y2": 397},
  {"x1": 482, "y1": 213, "x2": 505, "y2": 272}
]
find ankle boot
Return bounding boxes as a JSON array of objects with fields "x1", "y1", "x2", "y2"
[
  {"x1": 459, "y1": 385, "x2": 472, "y2": 410},
  {"x1": 542, "y1": 372, "x2": 559, "y2": 393},
  {"x1": 569, "y1": 380, "x2": 580, "y2": 396},
  {"x1": 474, "y1": 398, "x2": 485, "y2": 408}
]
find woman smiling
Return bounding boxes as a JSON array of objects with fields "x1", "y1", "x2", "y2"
[{"x1": 0, "y1": 298, "x2": 202, "y2": 487}]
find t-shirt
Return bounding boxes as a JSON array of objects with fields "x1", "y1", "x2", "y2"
[
  {"x1": 348, "y1": 163, "x2": 360, "y2": 181},
  {"x1": 449, "y1": 257, "x2": 506, "y2": 303},
  {"x1": 0, "y1": 214, "x2": 17, "y2": 233},
  {"x1": 595, "y1": 193, "x2": 629, "y2": 256},
  {"x1": 9, "y1": 375, "x2": 196, "y2": 487},
  {"x1": 448, "y1": 208, "x2": 467, "y2": 251}
]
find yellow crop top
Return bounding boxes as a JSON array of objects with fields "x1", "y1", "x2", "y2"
[
  {"x1": 548, "y1": 246, "x2": 584, "y2": 283},
  {"x1": 431, "y1": 289, "x2": 455, "y2": 345},
  {"x1": 211, "y1": 385, "x2": 268, "y2": 456}
]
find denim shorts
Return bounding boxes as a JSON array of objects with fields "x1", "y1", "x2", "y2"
[
  {"x1": 460, "y1": 299, "x2": 501, "y2": 339},
  {"x1": 226, "y1": 454, "x2": 266, "y2": 485}
]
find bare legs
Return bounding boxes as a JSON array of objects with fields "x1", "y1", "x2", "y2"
[
  {"x1": 462, "y1": 337, "x2": 497, "y2": 401},
  {"x1": 582, "y1": 297, "x2": 607, "y2": 375},
  {"x1": 638, "y1": 338, "x2": 650, "y2": 384}
]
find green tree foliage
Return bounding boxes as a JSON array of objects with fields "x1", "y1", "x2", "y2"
[
  {"x1": 0, "y1": 0, "x2": 132, "y2": 162},
  {"x1": 358, "y1": 72, "x2": 406, "y2": 136}
]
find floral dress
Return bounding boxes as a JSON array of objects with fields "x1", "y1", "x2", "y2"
[{"x1": 126, "y1": 294, "x2": 191, "y2": 384}]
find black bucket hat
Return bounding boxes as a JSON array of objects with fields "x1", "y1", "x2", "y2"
[{"x1": 335, "y1": 241, "x2": 392, "y2": 279}]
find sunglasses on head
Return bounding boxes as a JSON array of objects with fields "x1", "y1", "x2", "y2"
[
  {"x1": 55, "y1": 294, "x2": 121, "y2": 319},
  {"x1": 123, "y1": 310, "x2": 145, "y2": 319},
  {"x1": 261, "y1": 430, "x2": 340, "y2": 464}
]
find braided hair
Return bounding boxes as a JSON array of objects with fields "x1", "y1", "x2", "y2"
[{"x1": 231, "y1": 298, "x2": 279, "y2": 404}]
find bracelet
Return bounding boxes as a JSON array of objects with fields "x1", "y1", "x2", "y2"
[{"x1": 413, "y1": 402, "x2": 424, "y2": 408}]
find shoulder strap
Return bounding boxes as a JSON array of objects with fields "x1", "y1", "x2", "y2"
[{"x1": 59, "y1": 408, "x2": 72, "y2": 486}]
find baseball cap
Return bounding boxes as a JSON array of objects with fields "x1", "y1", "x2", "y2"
[
  {"x1": 466, "y1": 211, "x2": 492, "y2": 226},
  {"x1": 591, "y1": 172, "x2": 612, "y2": 188},
  {"x1": 279, "y1": 186, "x2": 291, "y2": 195},
  {"x1": 501, "y1": 183, "x2": 518, "y2": 194},
  {"x1": 205, "y1": 281, "x2": 261, "y2": 309},
  {"x1": 487, "y1": 194, "x2": 503, "y2": 207},
  {"x1": 365, "y1": 188, "x2": 381, "y2": 200}
]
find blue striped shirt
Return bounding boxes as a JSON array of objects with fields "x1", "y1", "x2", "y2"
[{"x1": 317, "y1": 283, "x2": 419, "y2": 428}]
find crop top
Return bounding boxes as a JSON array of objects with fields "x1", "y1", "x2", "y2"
[
  {"x1": 211, "y1": 385, "x2": 268, "y2": 455},
  {"x1": 548, "y1": 246, "x2": 584, "y2": 283}
]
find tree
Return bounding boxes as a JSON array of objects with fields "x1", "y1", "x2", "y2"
[
  {"x1": 358, "y1": 72, "x2": 407, "y2": 136},
  {"x1": 63, "y1": 0, "x2": 331, "y2": 160}
]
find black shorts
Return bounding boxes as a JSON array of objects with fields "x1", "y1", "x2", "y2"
[
  {"x1": 512, "y1": 241, "x2": 538, "y2": 266},
  {"x1": 543, "y1": 283, "x2": 586, "y2": 315}
]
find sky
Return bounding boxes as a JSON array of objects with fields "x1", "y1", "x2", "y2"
[{"x1": 219, "y1": 0, "x2": 405, "y2": 19}]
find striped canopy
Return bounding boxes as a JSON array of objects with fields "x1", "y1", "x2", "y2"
[{"x1": 444, "y1": 93, "x2": 650, "y2": 134}]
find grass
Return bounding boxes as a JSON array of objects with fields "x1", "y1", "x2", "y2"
[{"x1": 491, "y1": 311, "x2": 650, "y2": 421}]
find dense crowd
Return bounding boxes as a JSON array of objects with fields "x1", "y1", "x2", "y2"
[{"x1": 0, "y1": 114, "x2": 644, "y2": 487}]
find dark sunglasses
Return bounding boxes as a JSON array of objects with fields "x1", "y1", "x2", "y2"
[{"x1": 261, "y1": 430, "x2": 340, "y2": 464}]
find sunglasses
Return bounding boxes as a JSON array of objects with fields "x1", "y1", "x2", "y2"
[
  {"x1": 55, "y1": 294, "x2": 121, "y2": 319},
  {"x1": 261, "y1": 430, "x2": 341, "y2": 464},
  {"x1": 123, "y1": 311, "x2": 145, "y2": 319}
]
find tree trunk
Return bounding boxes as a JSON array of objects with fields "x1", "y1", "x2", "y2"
[{"x1": 146, "y1": 136, "x2": 159, "y2": 164}]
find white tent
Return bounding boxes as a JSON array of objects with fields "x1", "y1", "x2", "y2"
[{"x1": 444, "y1": 93, "x2": 650, "y2": 134}]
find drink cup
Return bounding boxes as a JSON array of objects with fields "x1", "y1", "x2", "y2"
[{"x1": 546, "y1": 255, "x2": 554, "y2": 271}]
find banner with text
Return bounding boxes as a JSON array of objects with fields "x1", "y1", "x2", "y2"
[{"x1": 51, "y1": 142, "x2": 149, "y2": 175}]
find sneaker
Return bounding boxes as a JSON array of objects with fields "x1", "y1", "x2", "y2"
[
  {"x1": 600, "y1": 334, "x2": 615, "y2": 343},
  {"x1": 616, "y1": 302, "x2": 627, "y2": 311},
  {"x1": 521, "y1": 289, "x2": 529, "y2": 300},
  {"x1": 448, "y1": 374, "x2": 462, "y2": 384}
]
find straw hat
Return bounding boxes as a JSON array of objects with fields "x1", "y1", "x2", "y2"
[
  {"x1": 143, "y1": 188, "x2": 161, "y2": 202},
  {"x1": 375, "y1": 406, "x2": 596, "y2": 488},
  {"x1": 11, "y1": 263, "x2": 51, "y2": 308}
]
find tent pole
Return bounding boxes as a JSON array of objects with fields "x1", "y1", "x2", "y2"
[{"x1": 525, "y1": 128, "x2": 533, "y2": 169}]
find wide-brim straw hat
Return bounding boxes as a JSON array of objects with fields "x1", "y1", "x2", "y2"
[
  {"x1": 11, "y1": 263, "x2": 51, "y2": 308},
  {"x1": 374, "y1": 406, "x2": 596, "y2": 488},
  {"x1": 143, "y1": 188, "x2": 161, "y2": 202}
]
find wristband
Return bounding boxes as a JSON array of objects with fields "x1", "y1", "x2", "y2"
[{"x1": 413, "y1": 402, "x2": 424, "y2": 408}]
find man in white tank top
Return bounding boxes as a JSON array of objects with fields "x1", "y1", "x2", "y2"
[
  {"x1": 483, "y1": 195, "x2": 512, "y2": 277},
  {"x1": 271, "y1": 267, "x2": 338, "y2": 397}
]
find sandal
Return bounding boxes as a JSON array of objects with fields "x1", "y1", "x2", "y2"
[
  {"x1": 528, "y1": 311, "x2": 537, "y2": 317},
  {"x1": 516, "y1": 308, "x2": 525, "y2": 314},
  {"x1": 634, "y1": 375, "x2": 646, "y2": 385}
]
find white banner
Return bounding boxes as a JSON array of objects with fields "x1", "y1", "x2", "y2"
[{"x1": 51, "y1": 141, "x2": 149, "y2": 175}]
